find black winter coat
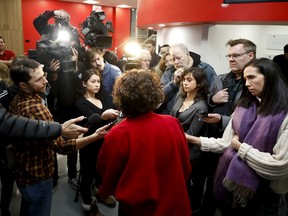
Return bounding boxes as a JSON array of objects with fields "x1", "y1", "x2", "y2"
[{"x1": 0, "y1": 104, "x2": 61, "y2": 138}]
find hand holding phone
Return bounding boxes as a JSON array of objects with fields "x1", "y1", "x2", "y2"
[
  {"x1": 106, "y1": 111, "x2": 125, "y2": 130},
  {"x1": 106, "y1": 119, "x2": 118, "y2": 130},
  {"x1": 196, "y1": 110, "x2": 208, "y2": 117},
  {"x1": 196, "y1": 110, "x2": 208, "y2": 122}
]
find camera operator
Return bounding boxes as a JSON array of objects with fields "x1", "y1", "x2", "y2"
[
  {"x1": 50, "y1": 52, "x2": 82, "y2": 191},
  {"x1": 33, "y1": 9, "x2": 81, "y2": 49},
  {"x1": 33, "y1": 9, "x2": 84, "y2": 191}
]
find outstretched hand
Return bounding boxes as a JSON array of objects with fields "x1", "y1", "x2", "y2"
[
  {"x1": 185, "y1": 133, "x2": 201, "y2": 146},
  {"x1": 61, "y1": 116, "x2": 88, "y2": 139},
  {"x1": 201, "y1": 113, "x2": 222, "y2": 124},
  {"x1": 101, "y1": 109, "x2": 120, "y2": 120},
  {"x1": 94, "y1": 124, "x2": 110, "y2": 139}
]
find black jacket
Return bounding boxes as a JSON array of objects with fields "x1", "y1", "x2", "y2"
[
  {"x1": 0, "y1": 103, "x2": 62, "y2": 167},
  {"x1": 150, "y1": 52, "x2": 161, "y2": 68},
  {"x1": 0, "y1": 104, "x2": 61, "y2": 138},
  {"x1": 33, "y1": 10, "x2": 80, "y2": 47}
]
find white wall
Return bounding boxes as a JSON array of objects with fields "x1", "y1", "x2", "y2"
[
  {"x1": 157, "y1": 25, "x2": 205, "y2": 54},
  {"x1": 157, "y1": 24, "x2": 288, "y2": 75}
]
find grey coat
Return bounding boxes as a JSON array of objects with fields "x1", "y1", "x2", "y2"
[{"x1": 170, "y1": 93, "x2": 208, "y2": 159}]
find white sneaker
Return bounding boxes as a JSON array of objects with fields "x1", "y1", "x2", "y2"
[
  {"x1": 82, "y1": 197, "x2": 97, "y2": 211},
  {"x1": 82, "y1": 202, "x2": 92, "y2": 211}
]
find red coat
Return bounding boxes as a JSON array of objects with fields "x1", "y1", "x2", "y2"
[{"x1": 97, "y1": 112, "x2": 191, "y2": 216}]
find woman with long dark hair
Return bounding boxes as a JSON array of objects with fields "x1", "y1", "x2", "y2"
[
  {"x1": 187, "y1": 58, "x2": 288, "y2": 216},
  {"x1": 75, "y1": 68, "x2": 119, "y2": 216},
  {"x1": 170, "y1": 67, "x2": 208, "y2": 214}
]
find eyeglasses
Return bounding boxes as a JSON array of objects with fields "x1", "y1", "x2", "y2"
[{"x1": 225, "y1": 52, "x2": 249, "y2": 59}]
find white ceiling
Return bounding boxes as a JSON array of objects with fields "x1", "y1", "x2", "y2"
[{"x1": 60, "y1": 0, "x2": 138, "y2": 8}]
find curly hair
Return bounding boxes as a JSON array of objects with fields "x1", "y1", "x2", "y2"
[
  {"x1": 112, "y1": 69, "x2": 164, "y2": 117},
  {"x1": 179, "y1": 67, "x2": 208, "y2": 102}
]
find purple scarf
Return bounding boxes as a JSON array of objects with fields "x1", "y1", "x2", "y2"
[{"x1": 213, "y1": 103, "x2": 287, "y2": 207}]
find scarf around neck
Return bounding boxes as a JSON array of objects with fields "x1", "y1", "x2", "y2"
[{"x1": 213, "y1": 103, "x2": 287, "y2": 207}]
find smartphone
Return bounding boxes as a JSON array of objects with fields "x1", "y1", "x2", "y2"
[
  {"x1": 107, "y1": 119, "x2": 118, "y2": 130},
  {"x1": 196, "y1": 110, "x2": 208, "y2": 117}
]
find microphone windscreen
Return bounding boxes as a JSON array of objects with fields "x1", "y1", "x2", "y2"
[{"x1": 87, "y1": 113, "x2": 102, "y2": 127}]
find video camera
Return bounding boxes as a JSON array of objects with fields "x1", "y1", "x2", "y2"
[
  {"x1": 33, "y1": 40, "x2": 74, "y2": 71},
  {"x1": 81, "y1": 10, "x2": 113, "y2": 48},
  {"x1": 29, "y1": 9, "x2": 113, "y2": 72},
  {"x1": 29, "y1": 18, "x2": 77, "y2": 72}
]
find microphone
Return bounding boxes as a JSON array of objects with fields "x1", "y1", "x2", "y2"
[{"x1": 82, "y1": 113, "x2": 102, "y2": 127}]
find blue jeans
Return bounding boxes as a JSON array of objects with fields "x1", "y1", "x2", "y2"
[{"x1": 17, "y1": 178, "x2": 53, "y2": 216}]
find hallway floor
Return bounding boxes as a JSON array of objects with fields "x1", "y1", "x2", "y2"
[
  {"x1": 1, "y1": 154, "x2": 287, "y2": 216},
  {"x1": 2, "y1": 154, "x2": 118, "y2": 216}
]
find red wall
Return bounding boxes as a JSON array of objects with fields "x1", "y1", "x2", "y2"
[
  {"x1": 21, "y1": 0, "x2": 131, "y2": 59},
  {"x1": 114, "y1": 8, "x2": 132, "y2": 58},
  {"x1": 137, "y1": 0, "x2": 288, "y2": 28}
]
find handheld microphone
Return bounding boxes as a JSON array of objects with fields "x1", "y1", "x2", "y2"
[{"x1": 82, "y1": 113, "x2": 102, "y2": 127}]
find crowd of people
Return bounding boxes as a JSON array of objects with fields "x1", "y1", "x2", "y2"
[{"x1": 0, "y1": 8, "x2": 288, "y2": 216}]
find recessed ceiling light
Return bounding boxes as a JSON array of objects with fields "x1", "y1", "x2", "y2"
[
  {"x1": 159, "y1": 24, "x2": 166, "y2": 27},
  {"x1": 148, "y1": 27, "x2": 153, "y2": 30},
  {"x1": 117, "y1": 4, "x2": 131, "y2": 8},
  {"x1": 221, "y1": 3, "x2": 229, "y2": 8},
  {"x1": 83, "y1": 0, "x2": 99, "y2": 4}
]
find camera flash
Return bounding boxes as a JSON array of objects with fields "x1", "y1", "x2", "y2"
[{"x1": 57, "y1": 30, "x2": 70, "y2": 42}]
